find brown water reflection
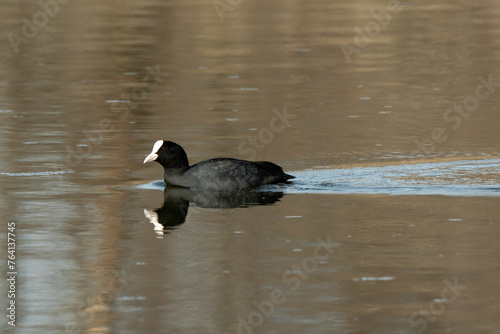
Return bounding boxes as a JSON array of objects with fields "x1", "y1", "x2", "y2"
[{"x1": 1, "y1": 0, "x2": 500, "y2": 333}]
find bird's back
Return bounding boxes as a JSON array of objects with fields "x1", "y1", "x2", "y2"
[{"x1": 185, "y1": 158, "x2": 294, "y2": 191}]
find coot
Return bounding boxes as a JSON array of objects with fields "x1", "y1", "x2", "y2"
[{"x1": 143, "y1": 140, "x2": 294, "y2": 191}]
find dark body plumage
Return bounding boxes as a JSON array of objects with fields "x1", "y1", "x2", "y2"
[{"x1": 144, "y1": 140, "x2": 294, "y2": 191}]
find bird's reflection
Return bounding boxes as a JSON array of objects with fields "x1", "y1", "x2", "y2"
[{"x1": 144, "y1": 186, "x2": 285, "y2": 237}]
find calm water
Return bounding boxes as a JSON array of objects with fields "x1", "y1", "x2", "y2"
[{"x1": 2, "y1": 0, "x2": 500, "y2": 333}]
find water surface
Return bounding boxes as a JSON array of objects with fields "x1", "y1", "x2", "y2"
[{"x1": 1, "y1": 1, "x2": 500, "y2": 333}]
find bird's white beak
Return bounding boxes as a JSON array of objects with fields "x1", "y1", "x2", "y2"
[
  {"x1": 143, "y1": 153, "x2": 158, "y2": 164},
  {"x1": 143, "y1": 140, "x2": 164, "y2": 164}
]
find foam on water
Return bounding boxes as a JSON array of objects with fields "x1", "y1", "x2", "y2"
[
  {"x1": 284, "y1": 158, "x2": 500, "y2": 197},
  {"x1": 136, "y1": 180, "x2": 166, "y2": 190}
]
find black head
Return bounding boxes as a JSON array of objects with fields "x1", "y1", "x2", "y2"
[{"x1": 143, "y1": 140, "x2": 189, "y2": 169}]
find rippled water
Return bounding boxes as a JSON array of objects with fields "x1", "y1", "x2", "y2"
[
  {"x1": 2, "y1": 0, "x2": 500, "y2": 333},
  {"x1": 289, "y1": 158, "x2": 500, "y2": 196}
]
